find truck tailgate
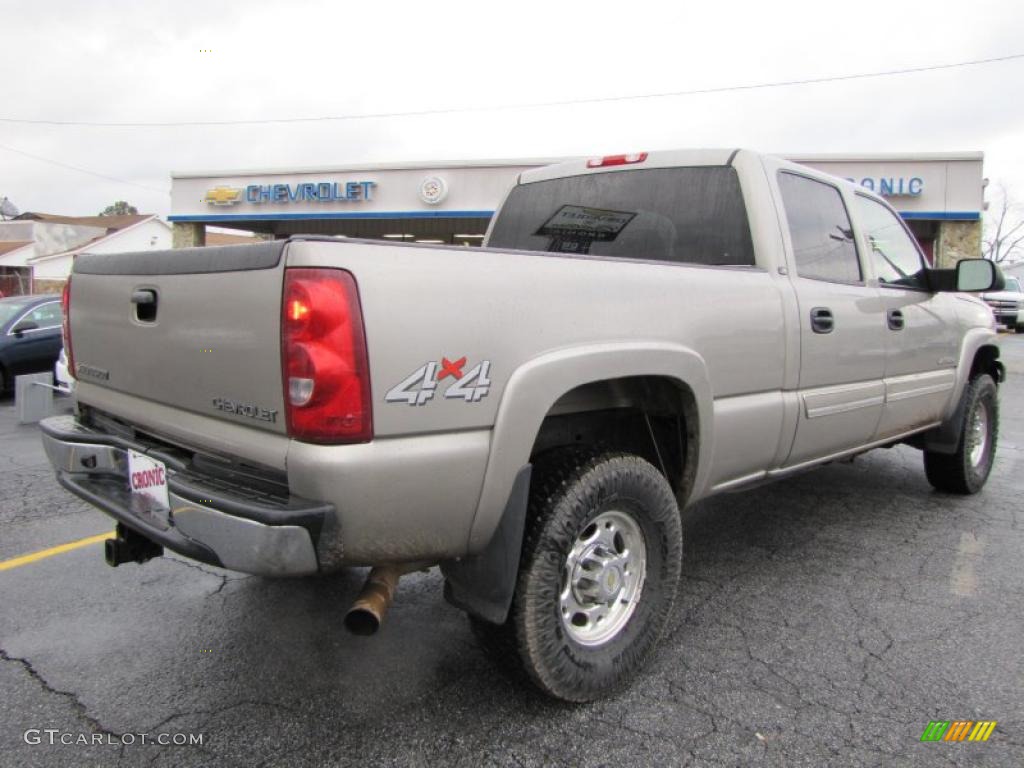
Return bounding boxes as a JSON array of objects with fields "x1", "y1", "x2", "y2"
[{"x1": 69, "y1": 242, "x2": 287, "y2": 434}]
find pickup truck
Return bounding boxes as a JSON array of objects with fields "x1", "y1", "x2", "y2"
[
  {"x1": 980, "y1": 274, "x2": 1023, "y2": 331},
  {"x1": 41, "y1": 149, "x2": 1005, "y2": 702}
]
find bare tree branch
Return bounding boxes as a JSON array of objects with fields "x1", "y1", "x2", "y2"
[{"x1": 984, "y1": 183, "x2": 1024, "y2": 263}]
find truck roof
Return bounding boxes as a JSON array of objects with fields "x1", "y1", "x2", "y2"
[{"x1": 519, "y1": 149, "x2": 742, "y2": 184}]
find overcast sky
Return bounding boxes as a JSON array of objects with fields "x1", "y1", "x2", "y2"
[{"x1": 1, "y1": 0, "x2": 1023, "y2": 222}]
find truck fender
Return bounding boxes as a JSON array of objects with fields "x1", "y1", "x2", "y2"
[
  {"x1": 470, "y1": 341, "x2": 712, "y2": 549},
  {"x1": 921, "y1": 329, "x2": 1003, "y2": 455},
  {"x1": 445, "y1": 342, "x2": 712, "y2": 624}
]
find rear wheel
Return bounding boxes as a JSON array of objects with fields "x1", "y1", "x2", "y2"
[
  {"x1": 924, "y1": 374, "x2": 998, "y2": 494},
  {"x1": 473, "y1": 449, "x2": 683, "y2": 702}
]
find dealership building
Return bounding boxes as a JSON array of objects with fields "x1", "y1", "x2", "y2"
[{"x1": 169, "y1": 152, "x2": 984, "y2": 267}]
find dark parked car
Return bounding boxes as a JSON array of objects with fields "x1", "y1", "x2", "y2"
[{"x1": 0, "y1": 294, "x2": 64, "y2": 392}]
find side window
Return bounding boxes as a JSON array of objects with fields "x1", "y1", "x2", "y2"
[
  {"x1": 855, "y1": 196, "x2": 929, "y2": 290},
  {"x1": 777, "y1": 172, "x2": 861, "y2": 284},
  {"x1": 26, "y1": 302, "x2": 62, "y2": 328}
]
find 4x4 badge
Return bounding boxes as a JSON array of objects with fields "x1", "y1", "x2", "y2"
[{"x1": 385, "y1": 358, "x2": 491, "y2": 406}]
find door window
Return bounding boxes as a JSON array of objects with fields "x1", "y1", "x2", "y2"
[
  {"x1": 23, "y1": 302, "x2": 62, "y2": 329},
  {"x1": 778, "y1": 172, "x2": 861, "y2": 284},
  {"x1": 855, "y1": 195, "x2": 928, "y2": 290}
]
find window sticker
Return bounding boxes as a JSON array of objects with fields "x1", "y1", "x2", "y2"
[{"x1": 536, "y1": 205, "x2": 637, "y2": 254}]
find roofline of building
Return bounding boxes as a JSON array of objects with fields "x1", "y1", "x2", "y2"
[
  {"x1": 171, "y1": 157, "x2": 573, "y2": 179},
  {"x1": 28, "y1": 215, "x2": 164, "y2": 263},
  {"x1": 171, "y1": 151, "x2": 985, "y2": 180},
  {"x1": 784, "y1": 151, "x2": 984, "y2": 163},
  {"x1": 0, "y1": 242, "x2": 34, "y2": 260}
]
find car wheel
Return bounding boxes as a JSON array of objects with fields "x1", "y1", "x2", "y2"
[
  {"x1": 474, "y1": 449, "x2": 682, "y2": 702},
  {"x1": 924, "y1": 374, "x2": 998, "y2": 494}
]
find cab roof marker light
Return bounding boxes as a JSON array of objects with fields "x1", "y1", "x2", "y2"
[{"x1": 586, "y1": 153, "x2": 649, "y2": 168}]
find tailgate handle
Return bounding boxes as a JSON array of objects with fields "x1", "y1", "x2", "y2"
[{"x1": 131, "y1": 289, "x2": 158, "y2": 322}]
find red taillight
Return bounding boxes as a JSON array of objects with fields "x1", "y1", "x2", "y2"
[
  {"x1": 586, "y1": 152, "x2": 648, "y2": 168},
  {"x1": 61, "y1": 277, "x2": 75, "y2": 378},
  {"x1": 281, "y1": 268, "x2": 372, "y2": 443}
]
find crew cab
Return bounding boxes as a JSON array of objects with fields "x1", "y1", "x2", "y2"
[{"x1": 41, "y1": 149, "x2": 1004, "y2": 702}]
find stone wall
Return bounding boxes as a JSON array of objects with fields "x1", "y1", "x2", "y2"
[
  {"x1": 935, "y1": 220, "x2": 982, "y2": 268},
  {"x1": 172, "y1": 222, "x2": 206, "y2": 248},
  {"x1": 32, "y1": 279, "x2": 66, "y2": 295}
]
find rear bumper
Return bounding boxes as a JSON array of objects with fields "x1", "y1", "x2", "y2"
[{"x1": 40, "y1": 415, "x2": 331, "y2": 576}]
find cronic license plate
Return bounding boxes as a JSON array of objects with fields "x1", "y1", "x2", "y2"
[{"x1": 128, "y1": 450, "x2": 170, "y2": 517}]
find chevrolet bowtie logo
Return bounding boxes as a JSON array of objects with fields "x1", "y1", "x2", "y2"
[{"x1": 204, "y1": 186, "x2": 242, "y2": 206}]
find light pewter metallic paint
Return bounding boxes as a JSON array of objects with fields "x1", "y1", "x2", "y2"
[{"x1": 64, "y1": 149, "x2": 999, "y2": 569}]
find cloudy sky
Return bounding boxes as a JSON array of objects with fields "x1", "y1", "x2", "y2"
[{"x1": 1, "y1": 0, "x2": 1023, "y2": 221}]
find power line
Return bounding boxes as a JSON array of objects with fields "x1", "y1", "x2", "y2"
[
  {"x1": 0, "y1": 141, "x2": 169, "y2": 195},
  {"x1": 0, "y1": 52, "x2": 1020, "y2": 129}
]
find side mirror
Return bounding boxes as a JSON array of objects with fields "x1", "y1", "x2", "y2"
[
  {"x1": 11, "y1": 320, "x2": 39, "y2": 337},
  {"x1": 956, "y1": 259, "x2": 1004, "y2": 292}
]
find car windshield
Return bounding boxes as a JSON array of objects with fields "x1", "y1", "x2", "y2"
[
  {"x1": 0, "y1": 299, "x2": 34, "y2": 328},
  {"x1": 1007, "y1": 277, "x2": 1022, "y2": 293}
]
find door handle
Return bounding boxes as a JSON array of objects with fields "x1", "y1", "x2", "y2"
[
  {"x1": 810, "y1": 307, "x2": 834, "y2": 334},
  {"x1": 887, "y1": 309, "x2": 905, "y2": 331}
]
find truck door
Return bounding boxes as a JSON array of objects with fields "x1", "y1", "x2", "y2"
[
  {"x1": 852, "y1": 194, "x2": 959, "y2": 438},
  {"x1": 775, "y1": 171, "x2": 888, "y2": 466}
]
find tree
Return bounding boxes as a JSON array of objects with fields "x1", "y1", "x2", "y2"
[
  {"x1": 983, "y1": 185, "x2": 1024, "y2": 264},
  {"x1": 0, "y1": 196, "x2": 19, "y2": 219},
  {"x1": 99, "y1": 200, "x2": 138, "y2": 216}
]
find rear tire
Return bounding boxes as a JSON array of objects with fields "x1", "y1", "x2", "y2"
[
  {"x1": 924, "y1": 374, "x2": 998, "y2": 494},
  {"x1": 473, "y1": 449, "x2": 683, "y2": 702}
]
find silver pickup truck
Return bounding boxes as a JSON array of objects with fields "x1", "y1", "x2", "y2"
[{"x1": 41, "y1": 149, "x2": 1005, "y2": 702}]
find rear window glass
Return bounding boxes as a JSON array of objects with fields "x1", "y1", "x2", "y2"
[{"x1": 487, "y1": 167, "x2": 755, "y2": 266}]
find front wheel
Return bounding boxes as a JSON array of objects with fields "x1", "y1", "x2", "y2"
[
  {"x1": 924, "y1": 374, "x2": 998, "y2": 494},
  {"x1": 479, "y1": 450, "x2": 683, "y2": 702}
]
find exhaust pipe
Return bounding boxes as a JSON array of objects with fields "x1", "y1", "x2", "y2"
[
  {"x1": 344, "y1": 565, "x2": 403, "y2": 636},
  {"x1": 105, "y1": 523, "x2": 163, "y2": 567}
]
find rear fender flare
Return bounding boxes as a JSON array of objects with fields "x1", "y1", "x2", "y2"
[{"x1": 466, "y1": 341, "x2": 713, "y2": 554}]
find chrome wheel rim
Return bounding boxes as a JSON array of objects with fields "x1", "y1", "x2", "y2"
[
  {"x1": 967, "y1": 400, "x2": 989, "y2": 468},
  {"x1": 560, "y1": 509, "x2": 647, "y2": 647}
]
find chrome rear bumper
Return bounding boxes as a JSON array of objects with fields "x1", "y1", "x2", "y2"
[{"x1": 40, "y1": 415, "x2": 331, "y2": 576}]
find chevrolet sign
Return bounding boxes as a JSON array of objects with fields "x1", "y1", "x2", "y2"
[{"x1": 204, "y1": 186, "x2": 243, "y2": 206}]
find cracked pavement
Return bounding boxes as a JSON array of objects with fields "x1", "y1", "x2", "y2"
[{"x1": 1, "y1": 338, "x2": 1022, "y2": 767}]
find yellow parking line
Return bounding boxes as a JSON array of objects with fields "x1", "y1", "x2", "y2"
[{"x1": 0, "y1": 532, "x2": 114, "y2": 572}]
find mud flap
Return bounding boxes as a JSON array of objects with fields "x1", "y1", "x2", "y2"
[
  {"x1": 441, "y1": 464, "x2": 532, "y2": 625},
  {"x1": 916, "y1": 362, "x2": 1004, "y2": 455}
]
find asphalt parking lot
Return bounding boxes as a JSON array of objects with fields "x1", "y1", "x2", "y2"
[{"x1": 1, "y1": 339, "x2": 1022, "y2": 768}]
